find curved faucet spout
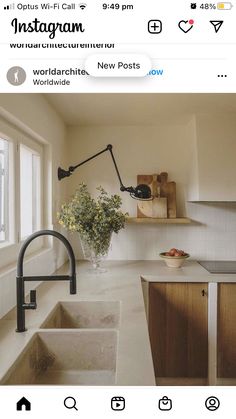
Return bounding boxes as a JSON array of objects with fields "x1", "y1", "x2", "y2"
[
  {"x1": 17, "y1": 229, "x2": 76, "y2": 286},
  {"x1": 16, "y1": 229, "x2": 77, "y2": 332}
]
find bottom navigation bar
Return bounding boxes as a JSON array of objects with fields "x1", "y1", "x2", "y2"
[{"x1": 0, "y1": 386, "x2": 235, "y2": 418}]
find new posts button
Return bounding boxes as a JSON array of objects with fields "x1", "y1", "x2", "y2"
[{"x1": 85, "y1": 54, "x2": 151, "y2": 77}]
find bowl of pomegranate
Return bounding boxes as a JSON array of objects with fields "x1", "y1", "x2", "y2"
[{"x1": 159, "y1": 248, "x2": 190, "y2": 268}]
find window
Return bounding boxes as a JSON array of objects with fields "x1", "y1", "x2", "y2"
[
  {"x1": 0, "y1": 138, "x2": 9, "y2": 243},
  {"x1": 0, "y1": 121, "x2": 44, "y2": 269},
  {"x1": 20, "y1": 144, "x2": 41, "y2": 240},
  {"x1": 0, "y1": 127, "x2": 43, "y2": 248}
]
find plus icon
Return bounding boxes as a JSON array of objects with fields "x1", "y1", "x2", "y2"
[{"x1": 148, "y1": 20, "x2": 162, "y2": 34}]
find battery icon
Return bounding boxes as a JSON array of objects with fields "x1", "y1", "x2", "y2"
[{"x1": 217, "y1": 2, "x2": 233, "y2": 9}]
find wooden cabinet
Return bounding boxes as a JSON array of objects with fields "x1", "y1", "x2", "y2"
[
  {"x1": 149, "y1": 282, "x2": 208, "y2": 378},
  {"x1": 217, "y1": 283, "x2": 236, "y2": 378}
]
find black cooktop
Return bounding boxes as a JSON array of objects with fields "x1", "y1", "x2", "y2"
[{"x1": 198, "y1": 261, "x2": 236, "y2": 274}]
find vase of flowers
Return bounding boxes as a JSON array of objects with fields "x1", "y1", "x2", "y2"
[
  {"x1": 57, "y1": 183, "x2": 128, "y2": 272},
  {"x1": 79, "y1": 231, "x2": 112, "y2": 271}
]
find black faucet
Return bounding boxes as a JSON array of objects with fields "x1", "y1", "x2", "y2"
[{"x1": 16, "y1": 229, "x2": 76, "y2": 332}]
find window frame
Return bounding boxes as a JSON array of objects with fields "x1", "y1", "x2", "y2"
[
  {"x1": 0, "y1": 132, "x2": 14, "y2": 250},
  {"x1": 19, "y1": 140, "x2": 43, "y2": 241},
  {"x1": 0, "y1": 139, "x2": 9, "y2": 243},
  {"x1": 0, "y1": 118, "x2": 45, "y2": 270}
]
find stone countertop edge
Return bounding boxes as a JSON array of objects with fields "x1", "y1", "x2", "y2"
[
  {"x1": 0, "y1": 260, "x2": 236, "y2": 386},
  {"x1": 141, "y1": 260, "x2": 236, "y2": 282}
]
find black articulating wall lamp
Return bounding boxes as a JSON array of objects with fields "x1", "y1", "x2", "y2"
[{"x1": 58, "y1": 144, "x2": 152, "y2": 201}]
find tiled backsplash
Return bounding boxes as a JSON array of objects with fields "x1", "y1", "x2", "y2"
[{"x1": 100, "y1": 202, "x2": 236, "y2": 261}]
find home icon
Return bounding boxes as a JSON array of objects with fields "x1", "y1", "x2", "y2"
[{"x1": 16, "y1": 397, "x2": 31, "y2": 411}]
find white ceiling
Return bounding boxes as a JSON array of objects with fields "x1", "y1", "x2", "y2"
[{"x1": 45, "y1": 94, "x2": 236, "y2": 126}]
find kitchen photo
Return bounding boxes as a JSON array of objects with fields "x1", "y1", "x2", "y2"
[{"x1": 0, "y1": 93, "x2": 236, "y2": 386}]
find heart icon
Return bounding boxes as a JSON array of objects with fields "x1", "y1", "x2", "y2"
[{"x1": 178, "y1": 19, "x2": 194, "y2": 33}]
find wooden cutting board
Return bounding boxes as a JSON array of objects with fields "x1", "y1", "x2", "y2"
[
  {"x1": 137, "y1": 172, "x2": 176, "y2": 218},
  {"x1": 137, "y1": 174, "x2": 153, "y2": 218},
  {"x1": 158, "y1": 173, "x2": 177, "y2": 219},
  {"x1": 137, "y1": 174, "x2": 168, "y2": 218},
  {"x1": 162, "y1": 181, "x2": 177, "y2": 218}
]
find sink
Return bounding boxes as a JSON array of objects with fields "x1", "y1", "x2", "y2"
[
  {"x1": 40, "y1": 301, "x2": 120, "y2": 329},
  {"x1": 1, "y1": 301, "x2": 120, "y2": 385},
  {"x1": 1, "y1": 330, "x2": 117, "y2": 385}
]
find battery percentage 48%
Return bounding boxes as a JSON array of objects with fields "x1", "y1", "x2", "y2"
[{"x1": 200, "y1": 3, "x2": 217, "y2": 8}]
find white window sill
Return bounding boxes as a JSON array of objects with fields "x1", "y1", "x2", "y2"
[
  {"x1": 0, "y1": 240, "x2": 14, "y2": 250},
  {"x1": 0, "y1": 246, "x2": 52, "y2": 278}
]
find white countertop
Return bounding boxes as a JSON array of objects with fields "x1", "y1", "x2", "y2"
[
  {"x1": 0, "y1": 260, "x2": 236, "y2": 386},
  {"x1": 141, "y1": 260, "x2": 236, "y2": 283}
]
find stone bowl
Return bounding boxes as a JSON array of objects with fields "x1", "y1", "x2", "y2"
[{"x1": 159, "y1": 252, "x2": 190, "y2": 268}]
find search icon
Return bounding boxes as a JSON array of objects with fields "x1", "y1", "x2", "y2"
[{"x1": 64, "y1": 396, "x2": 78, "y2": 411}]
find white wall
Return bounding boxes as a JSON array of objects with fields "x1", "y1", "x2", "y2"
[
  {"x1": 188, "y1": 113, "x2": 236, "y2": 201},
  {"x1": 65, "y1": 117, "x2": 236, "y2": 261},
  {"x1": 66, "y1": 121, "x2": 194, "y2": 215},
  {"x1": 0, "y1": 94, "x2": 68, "y2": 318}
]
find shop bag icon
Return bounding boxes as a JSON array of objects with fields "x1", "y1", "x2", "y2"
[{"x1": 158, "y1": 396, "x2": 172, "y2": 411}]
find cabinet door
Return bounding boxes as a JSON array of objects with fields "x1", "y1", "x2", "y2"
[
  {"x1": 218, "y1": 283, "x2": 236, "y2": 378},
  {"x1": 149, "y1": 282, "x2": 208, "y2": 378}
]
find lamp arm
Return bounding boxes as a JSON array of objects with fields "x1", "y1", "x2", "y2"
[
  {"x1": 69, "y1": 145, "x2": 110, "y2": 174},
  {"x1": 106, "y1": 145, "x2": 127, "y2": 190},
  {"x1": 58, "y1": 144, "x2": 127, "y2": 191},
  {"x1": 58, "y1": 144, "x2": 152, "y2": 200},
  {"x1": 58, "y1": 145, "x2": 111, "y2": 180}
]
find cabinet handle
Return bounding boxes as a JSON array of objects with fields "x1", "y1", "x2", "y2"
[{"x1": 202, "y1": 289, "x2": 206, "y2": 297}]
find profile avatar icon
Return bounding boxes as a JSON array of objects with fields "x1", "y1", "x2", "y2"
[
  {"x1": 205, "y1": 396, "x2": 220, "y2": 411},
  {"x1": 7, "y1": 66, "x2": 26, "y2": 86},
  {"x1": 14, "y1": 69, "x2": 19, "y2": 83}
]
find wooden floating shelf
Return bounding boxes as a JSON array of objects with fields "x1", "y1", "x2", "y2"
[{"x1": 126, "y1": 217, "x2": 192, "y2": 224}]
